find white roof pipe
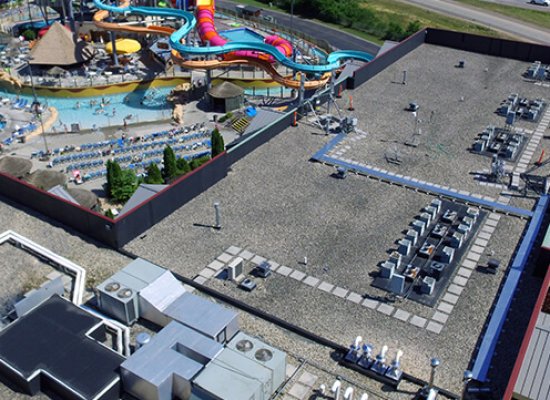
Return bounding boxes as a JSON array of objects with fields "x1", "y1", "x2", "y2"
[
  {"x1": 344, "y1": 387, "x2": 354, "y2": 400},
  {"x1": 0, "y1": 230, "x2": 86, "y2": 305},
  {"x1": 331, "y1": 380, "x2": 342, "y2": 400}
]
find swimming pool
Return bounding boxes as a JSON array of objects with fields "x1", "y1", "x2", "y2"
[
  {"x1": 0, "y1": 86, "x2": 174, "y2": 130},
  {"x1": 220, "y1": 28, "x2": 265, "y2": 43}
]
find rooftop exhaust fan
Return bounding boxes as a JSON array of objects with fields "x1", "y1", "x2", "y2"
[
  {"x1": 117, "y1": 288, "x2": 133, "y2": 299},
  {"x1": 255, "y1": 348, "x2": 273, "y2": 362},
  {"x1": 235, "y1": 339, "x2": 254, "y2": 352},
  {"x1": 104, "y1": 282, "x2": 121, "y2": 292}
]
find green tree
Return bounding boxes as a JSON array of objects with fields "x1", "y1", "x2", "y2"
[
  {"x1": 211, "y1": 128, "x2": 225, "y2": 158},
  {"x1": 106, "y1": 160, "x2": 123, "y2": 198},
  {"x1": 162, "y1": 145, "x2": 178, "y2": 182},
  {"x1": 111, "y1": 170, "x2": 138, "y2": 202},
  {"x1": 144, "y1": 163, "x2": 163, "y2": 184},
  {"x1": 176, "y1": 157, "x2": 191, "y2": 175}
]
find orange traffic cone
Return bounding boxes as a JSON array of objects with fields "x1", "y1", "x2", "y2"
[
  {"x1": 348, "y1": 95, "x2": 355, "y2": 111},
  {"x1": 536, "y1": 149, "x2": 545, "y2": 165},
  {"x1": 292, "y1": 111, "x2": 298, "y2": 127}
]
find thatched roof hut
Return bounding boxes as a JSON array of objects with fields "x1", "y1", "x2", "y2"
[
  {"x1": 207, "y1": 81, "x2": 244, "y2": 112},
  {"x1": 208, "y1": 81, "x2": 244, "y2": 99},
  {"x1": 30, "y1": 22, "x2": 94, "y2": 66},
  {"x1": 25, "y1": 169, "x2": 66, "y2": 191},
  {"x1": 66, "y1": 188, "x2": 99, "y2": 210},
  {"x1": 0, "y1": 156, "x2": 32, "y2": 178}
]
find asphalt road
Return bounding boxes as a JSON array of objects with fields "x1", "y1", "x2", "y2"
[
  {"x1": 408, "y1": 0, "x2": 550, "y2": 43},
  {"x1": 215, "y1": 0, "x2": 380, "y2": 55},
  {"x1": 480, "y1": 0, "x2": 550, "y2": 11}
]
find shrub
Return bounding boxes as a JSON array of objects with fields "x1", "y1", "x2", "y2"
[
  {"x1": 176, "y1": 157, "x2": 191, "y2": 175},
  {"x1": 144, "y1": 163, "x2": 163, "y2": 184},
  {"x1": 21, "y1": 29, "x2": 36, "y2": 41},
  {"x1": 105, "y1": 209, "x2": 115, "y2": 219},
  {"x1": 190, "y1": 155, "x2": 211, "y2": 170}
]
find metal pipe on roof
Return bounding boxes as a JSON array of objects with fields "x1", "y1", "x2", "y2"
[
  {"x1": 116, "y1": 249, "x2": 461, "y2": 399},
  {"x1": 0, "y1": 230, "x2": 86, "y2": 305},
  {"x1": 81, "y1": 304, "x2": 131, "y2": 357}
]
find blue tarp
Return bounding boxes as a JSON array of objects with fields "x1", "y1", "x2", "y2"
[{"x1": 245, "y1": 107, "x2": 257, "y2": 117}]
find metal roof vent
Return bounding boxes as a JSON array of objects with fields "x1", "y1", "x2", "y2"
[
  {"x1": 117, "y1": 288, "x2": 133, "y2": 299},
  {"x1": 255, "y1": 348, "x2": 273, "y2": 362},
  {"x1": 104, "y1": 282, "x2": 121, "y2": 292},
  {"x1": 235, "y1": 339, "x2": 254, "y2": 352}
]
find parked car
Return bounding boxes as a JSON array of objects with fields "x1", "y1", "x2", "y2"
[{"x1": 531, "y1": 0, "x2": 550, "y2": 6}]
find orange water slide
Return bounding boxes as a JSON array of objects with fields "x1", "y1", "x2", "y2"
[{"x1": 92, "y1": 1, "x2": 330, "y2": 89}]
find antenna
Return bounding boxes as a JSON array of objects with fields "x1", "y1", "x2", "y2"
[{"x1": 429, "y1": 357, "x2": 440, "y2": 388}]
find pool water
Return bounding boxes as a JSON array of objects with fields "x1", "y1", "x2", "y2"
[
  {"x1": 220, "y1": 28, "x2": 265, "y2": 43},
  {"x1": 0, "y1": 86, "x2": 174, "y2": 130}
]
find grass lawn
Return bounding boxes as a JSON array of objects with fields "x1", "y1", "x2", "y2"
[
  {"x1": 216, "y1": 0, "x2": 506, "y2": 42},
  {"x1": 363, "y1": 0, "x2": 502, "y2": 38},
  {"x1": 456, "y1": 0, "x2": 550, "y2": 31}
]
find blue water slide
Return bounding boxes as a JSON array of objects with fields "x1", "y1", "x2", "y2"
[{"x1": 94, "y1": 0, "x2": 373, "y2": 73}]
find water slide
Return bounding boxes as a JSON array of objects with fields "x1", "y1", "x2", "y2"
[
  {"x1": 93, "y1": 0, "x2": 373, "y2": 87},
  {"x1": 195, "y1": 0, "x2": 292, "y2": 62}
]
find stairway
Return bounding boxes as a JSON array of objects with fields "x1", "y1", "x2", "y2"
[{"x1": 231, "y1": 117, "x2": 250, "y2": 134}]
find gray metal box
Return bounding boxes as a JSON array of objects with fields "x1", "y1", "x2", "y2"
[
  {"x1": 164, "y1": 293, "x2": 239, "y2": 343},
  {"x1": 121, "y1": 321, "x2": 223, "y2": 400},
  {"x1": 96, "y1": 258, "x2": 167, "y2": 325},
  {"x1": 380, "y1": 261, "x2": 395, "y2": 279},
  {"x1": 227, "y1": 332, "x2": 287, "y2": 393},
  {"x1": 193, "y1": 347, "x2": 272, "y2": 400}
]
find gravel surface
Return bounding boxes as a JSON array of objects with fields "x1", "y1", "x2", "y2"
[
  {"x1": 0, "y1": 197, "x2": 130, "y2": 292},
  {"x1": 0, "y1": 197, "x2": 130, "y2": 399},
  {"x1": 0, "y1": 43, "x2": 543, "y2": 399},
  {"x1": 125, "y1": 92, "x2": 529, "y2": 394},
  {"x1": 337, "y1": 44, "x2": 550, "y2": 212},
  {"x1": 0, "y1": 245, "x2": 54, "y2": 317}
]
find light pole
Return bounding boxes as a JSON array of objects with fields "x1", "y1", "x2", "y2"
[
  {"x1": 26, "y1": 59, "x2": 49, "y2": 157},
  {"x1": 462, "y1": 370, "x2": 473, "y2": 399},
  {"x1": 290, "y1": 0, "x2": 295, "y2": 33},
  {"x1": 290, "y1": 0, "x2": 297, "y2": 65},
  {"x1": 26, "y1": 0, "x2": 33, "y2": 26}
]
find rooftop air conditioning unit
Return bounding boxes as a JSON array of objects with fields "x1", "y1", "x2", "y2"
[
  {"x1": 97, "y1": 279, "x2": 139, "y2": 325},
  {"x1": 227, "y1": 332, "x2": 287, "y2": 394}
]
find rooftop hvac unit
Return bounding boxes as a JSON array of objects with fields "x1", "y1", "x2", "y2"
[
  {"x1": 226, "y1": 257, "x2": 244, "y2": 282},
  {"x1": 227, "y1": 332, "x2": 287, "y2": 394},
  {"x1": 97, "y1": 279, "x2": 139, "y2": 325}
]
